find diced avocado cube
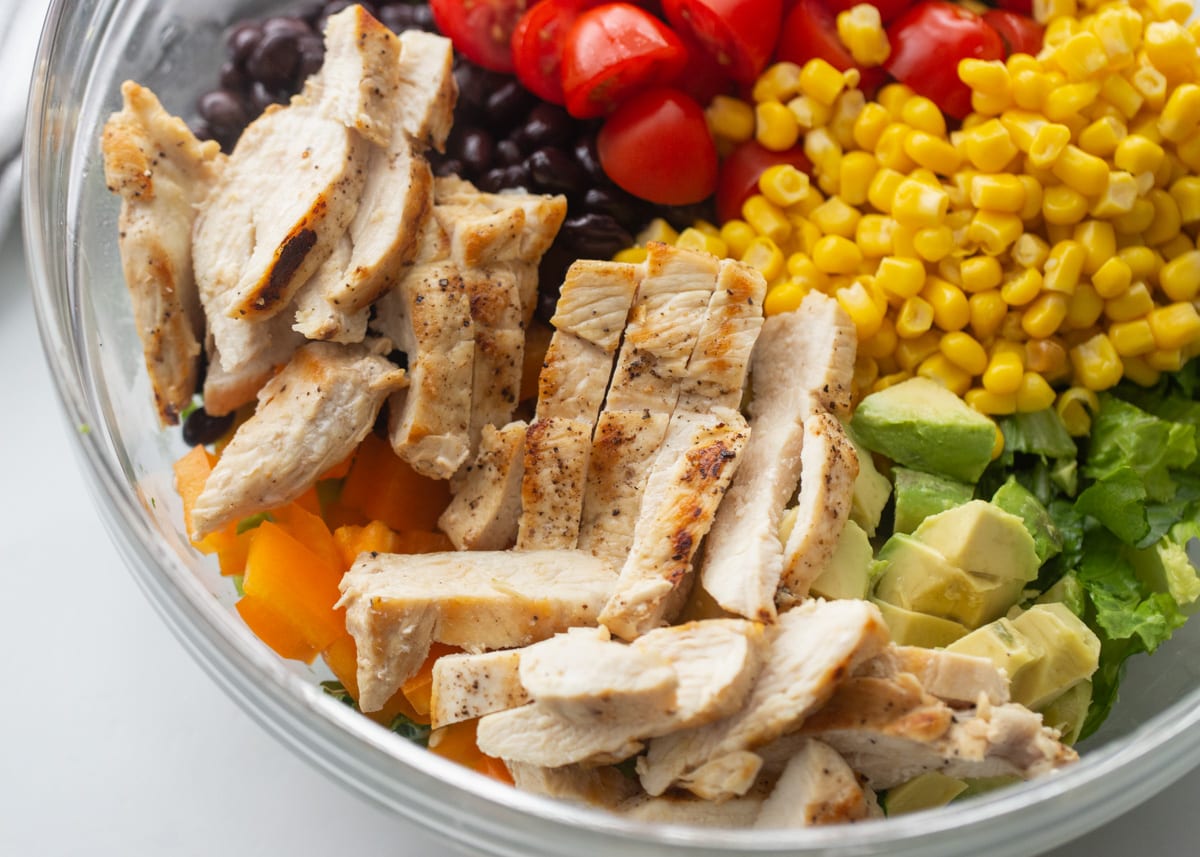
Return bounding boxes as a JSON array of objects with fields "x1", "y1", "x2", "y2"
[
  {"x1": 912, "y1": 500, "x2": 1040, "y2": 583},
  {"x1": 992, "y1": 476, "x2": 1062, "y2": 564},
  {"x1": 1035, "y1": 572, "x2": 1086, "y2": 618},
  {"x1": 1009, "y1": 604, "x2": 1101, "y2": 710},
  {"x1": 850, "y1": 377, "x2": 998, "y2": 483},
  {"x1": 885, "y1": 772, "x2": 968, "y2": 816},
  {"x1": 810, "y1": 519, "x2": 873, "y2": 601},
  {"x1": 946, "y1": 616, "x2": 1044, "y2": 685},
  {"x1": 893, "y1": 467, "x2": 975, "y2": 534},
  {"x1": 1038, "y1": 679, "x2": 1092, "y2": 746},
  {"x1": 873, "y1": 533, "x2": 1024, "y2": 628},
  {"x1": 847, "y1": 430, "x2": 892, "y2": 537},
  {"x1": 872, "y1": 598, "x2": 969, "y2": 648}
]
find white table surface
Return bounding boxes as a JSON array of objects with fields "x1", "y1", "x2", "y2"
[{"x1": 0, "y1": 209, "x2": 1198, "y2": 856}]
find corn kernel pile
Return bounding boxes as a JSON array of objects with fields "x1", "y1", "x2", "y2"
[{"x1": 622, "y1": 0, "x2": 1200, "y2": 421}]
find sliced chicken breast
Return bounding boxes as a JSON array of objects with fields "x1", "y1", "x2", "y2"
[
  {"x1": 509, "y1": 763, "x2": 639, "y2": 808},
  {"x1": 516, "y1": 417, "x2": 592, "y2": 550},
  {"x1": 394, "y1": 30, "x2": 457, "y2": 151},
  {"x1": 438, "y1": 421, "x2": 526, "y2": 550},
  {"x1": 291, "y1": 233, "x2": 370, "y2": 342},
  {"x1": 462, "y1": 264, "x2": 526, "y2": 450},
  {"x1": 600, "y1": 408, "x2": 750, "y2": 640},
  {"x1": 433, "y1": 177, "x2": 567, "y2": 272},
  {"x1": 862, "y1": 645, "x2": 1011, "y2": 706},
  {"x1": 201, "y1": 314, "x2": 305, "y2": 416},
  {"x1": 430, "y1": 649, "x2": 528, "y2": 729},
  {"x1": 101, "y1": 81, "x2": 223, "y2": 424},
  {"x1": 638, "y1": 598, "x2": 889, "y2": 799},
  {"x1": 338, "y1": 549, "x2": 616, "y2": 711},
  {"x1": 189, "y1": 341, "x2": 405, "y2": 538},
  {"x1": 754, "y1": 739, "x2": 872, "y2": 828}
]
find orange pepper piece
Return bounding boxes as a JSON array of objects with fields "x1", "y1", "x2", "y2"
[
  {"x1": 340, "y1": 434, "x2": 450, "y2": 532},
  {"x1": 236, "y1": 595, "x2": 318, "y2": 663},
  {"x1": 428, "y1": 720, "x2": 513, "y2": 784},
  {"x1": 401, "y1": 642, "x2": 458, "y2": 717},
  {"x1": 321, "y1": 633, "x2": 429, "y2": 725},
  {"x1": 333, "y1": 521, "x2": 403, "y2": 570}
]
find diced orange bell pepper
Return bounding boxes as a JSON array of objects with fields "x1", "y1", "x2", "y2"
[
  {"x1": 216, "y1": 528, "x2": 254, "y2": 576},
  {"x1": 393, "y1": 530, "x2": 455, "y2": 554},
  {"x1": 174, "y1": 445, "x2": 234, "y2": 553},
  {"x1": 271, "y1": 502, "x2": 343, "y2": 573},
  {"x1": 428, "y1": 719, "x2": 513, "y2": 784},
  {"x1": 236, "y1": 595, "x2": 319, "y2": 663},
  {"x1": 321, "y1": 633, "x2": 429, "y2": 725},
  {"x1": 401, "y1": 642, "x2": 458, "y2": 717},
  {"x1": 318, "y1": 451, "x2": 355, "y2": 482},
  {"x1": 333, "y1": 521, "x2": 403, "y2": 571},
  {"x1": 340, "y1": 434, "x2": 451, "y2": 532},
  {"x1": 242, "y1": 520, "x2": 345, "y2": 652}
]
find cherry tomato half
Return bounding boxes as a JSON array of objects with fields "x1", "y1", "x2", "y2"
[
  {"x1": 675, "y1": 26, "x2": 737, "y2": 104},
  {"x1": 982, "y1": 9, "x2": 1043, "y2": 57},
  {"x1": 429, "y1": 0, "x2": 531, "y2": 72},
  {"x1": 597, "y1": 87, "x2": 718, "y2": 204},
  {"x1": 661, "y1": 0, "x2": 782, "y2": 84},
  {"x1": 822, "y1": 0, "x2": 915, "y2": 24},
  {"x1": 884, "y1": 1, "x2": 1005, "y2": 120},
  {"x1": 511, "y1": 0, "x2": 599, "y2": 105},
  {"x1": 561, "y1": 3, "x2": 689, "y2": 118},
  {"x1": 716, "y1": 139, "x2": 811, "y2": 224},
  {"x1": 777, "y1": 0, "x2": 889, "y2": 96}
]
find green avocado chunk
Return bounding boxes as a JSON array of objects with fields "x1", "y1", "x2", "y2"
[
  {"x1": 873, "y1": 533, "x2": 1024, "y2": 628},
  {"x1": 946, "y1": 617, "x2": 1044, "y2": 685},
  {"x1": 810, "y1": 519, "x2": 873, "y2": 601},
  {"x1": 1039, "y1": 679, "x2": 1092, "y2": 745},
  {"x1": 847, "y1": 430, "x2": 892, "y2": 537},
  {"x1": 872, "y1": 598, "x2": 969, "y2": 648},
  {"x1": 885, "y1": 772, "x2": 968, "y2": 816},
  {"x1": 850, "y1": 377, "x2": 998, "y2": 483},
  {"x1": 892, "y1": 467, "x2": 975, "y2": 534},
  {"x1": 1009, "y1": 603, "x2": 1101, "y2": 710},
  {"x1": 911, "y1": 500, "x2": 1040, "y2": 583},
  {"x1": 991, "y1": 476, "x2": 1062, "y2": 564}
]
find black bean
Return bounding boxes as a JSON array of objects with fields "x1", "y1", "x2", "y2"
[
  {"x1": 494, "y1": 138, "x2": 524, "y2": 167},
  {"x1": 480, "y1": 163, "x2": 531, "y2": 193},
  {"x1": 485, "y1": 80, "x2": 536, "y2": 129},
  {"x1": 516, "y1": 103, "x2": 573, "y2": 150},
  {"x1": 660, "y1": 200, "x2": 716, "y2": 230},
  {"x1": 573, "y1": 134, "x2": 607, "y2": 184},
  {"x1": 249, "y1": 81, "x2": 288, "y2": 113},
  {"x1": 455, "y1": 128, "x2": 495, "y2": 174},
  {"x1": 434, "y1": 158, "x2": 465, "y2": 178},
  {"x1": 227, "y1": 22, "x2": 262, "y2": 64},
  {"x1": 559, "y1": 213, "x2": 633, "y2": 259},
  {"x1": 218, "y1": 60, "x2": 246, "y2": 92},
  {"x1": 182, "y1": 407, "x2": 236, "y2": 447},
  {"x1": 526, "y1": 147, "x2": 586, "y2": 195},
  {"x1": 197, "y1": 90, "x2": 249, "y2": 136},
  {"x1": 262, "y1": 16, "x2": 313, "y2": 39},
  {"x1": 246, "y1": 29, "x2": 301, "y2": 88},
  {"x1": 296, "y1": 33, "x2": 326, "y2": 79},
  {"x1": 379, "y1": 3, "x2": 418, "y2": 32},
  {"x1": 411, "y1": 4, "x2": 436, "y2": 31},
  {"x1": 582, "y1": 186, "x2": 645, "y2": 227}
]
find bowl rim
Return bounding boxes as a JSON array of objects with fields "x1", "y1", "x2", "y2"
[{"x1": 23, "y1": 0, "x2": 1200, "y2": 854}]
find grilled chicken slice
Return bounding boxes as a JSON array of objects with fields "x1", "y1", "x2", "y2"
[
  {"x1": 462, "y1": 264, "x2": 526, "y2": 449},
  {"x1": 338, "y1": 549, "x2": 616, "y2": 711},
  {"x1": 394, "y1": 29, "x2": 457, "y2": 151},
  {"x1": 438, "y1": 421, "x2": 526, "y2": 550},
  {"x1": 701, "y1": 293, "x2": 857, "y2": 621},
  {"x1": 600, "y1": 408, "x2": 750, "y2": 640},
  {"x1": 798, "y1": 674, "x2": 1075, "y2": 789},
  {"x1": 101, "y1": 82, "x2": 223, "y2": 424},
  {"x1": 516, "y1": 417, "x2": 592, "y2": 550},
  {"x1": 754, "y1": 739, "x2": 872, "y2": 828},
  {"x1": 430, "y1": 649, "x2": 528, "y2": 729},
  {"x1": 291, "y1": 233, "x2": 370, "y2": 342},
  {"x1": 433, "y1": 176, "x2": 566, "y2": 273},
  {"x1": 200, "y1": 314, "x2": 305, "y2": 417},
  {"x1": 617, "y1": 794, "x2": 765, "y2": 827},
  {"x1": 778, "y1": 412, "x2": 859, "y2": 605},
  {"x1": 477, "y1": 619, "x2": 764, "y2": 767},
  {"x1": 638, "y1": 598, "x2": 889, "y2": 799},
  {"x1": 190, "y1": 341, "x2": 405, "y2": 537},
  {"x1": 509, "y1": 763, "x2": 640, "y2": 808},
  {"x1": 862, "y1": 645, "x2": 1011, "y2": 706}
]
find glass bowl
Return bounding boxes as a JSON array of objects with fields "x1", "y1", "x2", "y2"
[{"x1": 23, "y1": 1, "x2": 1200, "y2": 854}]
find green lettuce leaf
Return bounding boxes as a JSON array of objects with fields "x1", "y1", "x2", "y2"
[
  {"x1": 1084, "y1": 395, "x2": 1197, "y2": 503},
  {"x1": 1074, "y1": 467, "x2": 1148, "y2": 545}
]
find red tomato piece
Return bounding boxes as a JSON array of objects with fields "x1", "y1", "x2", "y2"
[
  {"x1": 884, "y1": 1, "x2": 1005, "y2": 120},
  {"x1": 597, "y1": 87, "x2": 718, "y2": 204},
  {"x1": 993, "y1": 0, "x2": 1033, "y2": 15},
  {"x1": 776, "y1": 0, "x2": 889, "y2": 95},
  {"x1": 511, "y1": 0, "x2": 599, "y2": 105},
  {"x1": 822, "y1": 0, "x2": 914, "y2": 24},
  {"x1": 429, "y1": 0, "x2": 531, "y2": 72},
  {"x1": 561, "y1": 3, "x2": 689, "y2": 118},
  {"x1": 675, "y1": 26, "x2": 736, "y2": 104},
  {"x1": 982, "y1": 9, "x2": 1044, "y2": 57},
  {"x1": 661, "y1": 0, "x2": 782, "y2": 84},
  {"x1": 716, "y1": 139, "x2": 811, "y2": 224}
]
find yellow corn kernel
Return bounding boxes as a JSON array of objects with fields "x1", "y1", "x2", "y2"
[
  {"x1": 809, "y1": 195, "x2": 862, "y2": 239},
  {"x1": 636, "y1": 218, "x2": 678, "y2": 246},
  {"x1": 1104, "y1": 281, "x2": 1155, "y2": 322},
  {"x1": 1120, "y1": 354, "x2": 1160, "y2": 386},
  {"x1": 1130, "y1": 62, "x2": 1167, "y2": 112},
  {"x1": 891, "y1": 222, "x2": 919, "y2": 259},
  {"x1": 1043, "y1": 240, "x2": 1086, "y2": 294},
  {"x1": 675, "y1": 228, "x2": 729, "y2": 258},
  {"x1": 812, "y1": 234, "x2": 863, "y2": 274},
  {"x1": 1090, "y1": 256, "x2": 1132, "y2": 299},
  {"x1": 791, "y1": 215, "x2": 823, "y2": 253},
  {"x1": 913, "y1": 225, "x2": 955, "y2": 262},
  {"x1": 1113, "y1": 136, "x2": 1164, "y2": 178},
  {"x1": 1027, "y1": 123, "x2": 1073, "y2": 168},
  {"x1": 940, "y1": 331, "x2": 989, "y2": 375},
  {"x1": 743, "y1": 195, "x2": 792, "y2": 245},
  {"x1": 1065, "y1": 284, "x2": 1105, "y2": 329},
  {"x1": 1016, "y1": 372, "x2": 1057, "y2": 412},
  {"x1": 804, "y1": 127, "x2": 843, "y2": 187},
  {"x1": 830, "y1": 88, "x2": 866, "y2": 147},
  {"x1": 960, "y1": 255, "x2": 1004, "y2": 293},
  {"x1": 1146, "y1": 348, "x2": 1184, "y2": 371},
  {"x1": 961, "y1": 59, "x2": 1012, "y2": 97},
  {"x1": 1056, "y1": 387, "x2": 1098, "y2": 435},
  {"x1": 1011, "y1": 177, "x2": 1040, "y2": 224},
  {"x1": 1173, "y1": 129, "x2": 1200, "y2": 173},
  {"x1": 705, "y1": 96, "x2": 756, "y2": 143},
  {"x1": 983, "y1": 349, "x2": 1025, "y2": 394},
  {"x1": 1044, "y1": 80, "x2": 1101, "y2": 121},
  {"x1": 1078, "y1": 116, "x2": 1126, "y2": 158},
  {"x1": 855, "y1": 215, "x2": 895, "y2": 258},
  {"x1": 753, "y1": 166, "x2": 808, "y2": 213},
  {"x1": 1043, "y1": 14, "x2": 1079, "y2": 46},
  {"x1": 1160, "y1": 233, "x2": 1194, "y2": 262},
  {"x1": 1108, "y1": 318, "x2": 1156, "y2": 355},
  {"x1": 903, "y1": 130, "x2": 962, "y2": 176},
  {"x1": 1002, "y1": 268, "x2": 1044, "y2": 306},
  {"x1": 786, "y1": 252, "x2": 828, "y2": 288},
  {"x1": 966, "y1": 387, "x2": 1018, "y2": 415},
  {"x1": 753, "y1": 62, "x2": 804, "y2": 103},
  {"x1": 1025, "y1": 339, "x2": 1068, "y2": 381},
  {"x1": 1069, "y1": 332, "x2": 1123, "y2": 390},
  {"x1": 1158, "y1": 250, "x2": 1200, "y2": 301},
  {"x1": 874, "y1": 122, "x2": 917, "y2": 172},
  {"x1": 917, "y1": 353, "x2": 973, "y2": 396},
  {"x1": 922, "y1": 278, "x2": 970, "y2": 331},
  {"x1": 1022, "y1": 293, "x2": 1070, "y2": 338},
  {"x1": 1071, "y1": 221, "x2": 1116, "y2": 276},
  {"x1": 1143, "y1": 189, "x2": 1182, "y2": 246},
  {"x1": 1117, "y1": 246, "x2": 1160, "y2": 282},
  {"x1": 836, "y1": 151, "x2": 877, "y2": 207},
  {"x1": 787, "y1": 94, "x2": 833, "y2": 130},
  {"x1": 764, "y1": 280, "x2": 808, "y2": 316},
  {"x1": 1042, "y1": 184, "x2": 1089, "y2": 225},
  {"x1": 895, "y1": 96, "x2": 945, "y2": 138},
  {"x1": 968, "y1": 211, "x2": 1025, "y2": 255},
  {"x1": 798, "y1": 58, "x2": 846, "y2": 106},
  {"x1": 1147, "y1": 302, "x2": 1200, "y2": 350},
  {"x1": 876, "y1": 82, "x2": 915, "y2": 117},
  {"x1": 1169, "y1": 176, "x2": 1200, "y2": 224},
  {"x1": 970, "y1": 174, "x2": 1026, "y2": 213},
  {"x1": 867, "y1": 168, "x2": 904, "y2": 214},
  {"x1": 1099, "y1": 72, "x2": 1144, "y2": 120},
  {"x1": 613, "y1": 246, "x2": 648, "y2": 264},
  {"x1": 896, "y1": 329, "x2": 941, "y2": 370},
  {"x1": 1111, "y1": 196, "x2": 1156, "y2": 233},
  {"x1": 741, "y1": 236, "x2": 787, "y2": 282},
  {"x1": 963, "y1": 119, "x2": 1020, "y2": 172},
  {"x1": 892, "y1": 178, "x2": 949, "y2": 228},
  {"x1": 1012, "y1": 234, "x2": 1050, "y2": 271},
  {"x1": 1156, "y1": 84, "x2": 1200, "y2": 146},
  {"x1": 838, "y1": 280, "x2": 886, "y2": 338},
  {"x1": 755, "y1": 101, "x2": 801, "y2": 152},
  {"x1": 719, "y1": 220, "x2": 757, "y2": 259},
  {"x1": 853, "y1": 102, "x2": 891, "y2": 151},
  {"x1": 1011, "y1": 68, "x2": 1055, "y2": 111},
  {"x1": 1057, "y1": 30, "x2": 1109, "y2": 79},
  {"x1": 1050, "y1": 145, "x2": 1110, "y2": 196},
  {"x1": 871, "y1": 370, "x2": 913, "y2": 394},
  {"x1": 861, "y1": 315, "x2": 898, "y2": 360},
  {"x1": 875, "y1": 255, "x2": 926, "y2": 300},
  {"x1": 970, "y1": 290, "x2": 1009, "y2": 340},
  {"x1": 1144, "y1": 20, "x2": 1198, "y2": 79},
  {"x1": 837, "y1": 4, "x2": 890, "y2": 67},
  {"x1": 896, "y1": 295, "x2": 936, "y2": 340},
  {"x1": 1088, "y1": 170, "x2": 1138, "y2": 219}
]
